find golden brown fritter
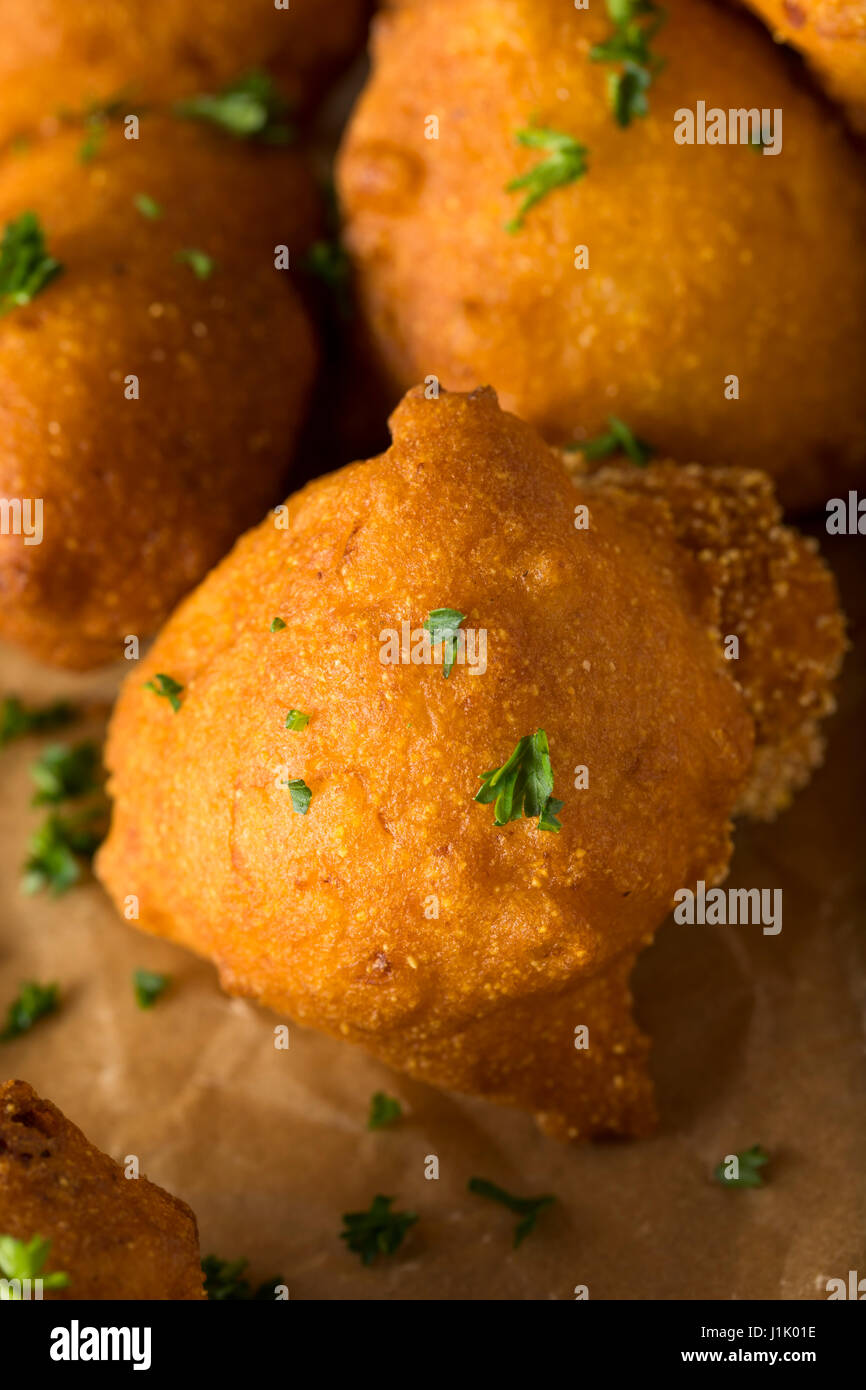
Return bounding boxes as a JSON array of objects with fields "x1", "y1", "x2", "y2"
[
  {"x1": 0, "y1": 0, "x2": 368, "y2": 148},
  {"x1": 741, "y1": 0, "x2": 866, "y2": 131},
  {"x1": 337, "y1": 0, "x2": 866, "y2": 510},
  {"x1": 96, "y1": 387, "x2": 844, "y2": 1139},
  {"x1": 0, "y1": 118, "x2": 319, "y2": 669},
  {"x1": 0, "y1": 1079, "x2": 204, "y2": 1299}
]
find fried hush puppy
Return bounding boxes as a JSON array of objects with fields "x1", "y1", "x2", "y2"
[
  {"x1": 337, "y1": 0, "x2": 866, "y2": 510},
  {"x1": 743, "y1": 0, "x2": 866, "y2": 131},
  {"x1": 96, "y1": 387, "x2": 845, "y2": 1139},
  {"x1": 0, "y1": 0, "x2": 368, "y2": 148},
  {"x1": 0, "y1": 118, "x2": 319, "y2": 670},
  {"x1": 0, "y1": 1079, "x2": 204, "y2": 1298}
]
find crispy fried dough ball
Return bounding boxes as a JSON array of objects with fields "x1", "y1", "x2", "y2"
[
  {"x1": 337, "y1": 0, "x2": 866, "y2": 509},
  {"x1": 0, "y1": 1080, "x2": 204, "y2": 1299},
  {"x1": 97, "y1": 387, "x2": 844, "y2": 1139},
  {"x1": 0, "y1": 0, "x2": 368, "y2": 147},
  {"x1": 742, "y1": 0, "x2": 866, "y2": 131},
  {"x1": 0, "y1": 118, "x2": 319, "y2": 669}
]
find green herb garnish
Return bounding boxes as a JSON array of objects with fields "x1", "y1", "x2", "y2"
[
  {"x1": 568, "y1": 415, "x2": 653, "y2": 466},
  {"x1": 0, "y1": 213, "x2": 63, "y2": 316},
  {"x1": 78, "y1": 125, "x2": 106, "y2": 164},
  {"x1": 143, "y1": 673, "x2": 184, "y2": 712},
  {"x1": 423, "y1": 608, "x2": 466, "y2": 679},
  {"x1": 175, "y1": 248, "x2": 216, "y2": 280},
  {"x1": 133, "y1": 970, "x2": 170, "y2": 1010},
  {"x1": 134, "y1": 193, "x2": 163, "y2": 220},
  {"x1": 0, "y1": 981, "x2": 59, "y2": 1043},
  {"x1": 303, "y1": 238, "x2": 351, "y2": 317},
  {"x1": 475, "y1": 729, "x2": 563, "y2": 832},
  {"x1": 202, "y1": 1255, "x2": 284, "y2": 1301},
  {"x1": 175, "y1": 72, "x2": 294, "y2": 145},
  {"x1": 367, "y1": 1091, "x2": 403, "y2": 1131},
  {"x1": 340, "y1": 1195, "x2": 418, "y2": 1266},
  {"x1": 468, "y1": 1177, "x2": 555, "y2": 1248},
  {"x1": 270, "y1": 617, "x2": 286, "y2": 632},
  {"x1": 21, "y1": 810, "x2": 105, "y2": 896},
  {"x1": 29, "y1": 741, "x2": 100, "y2": 805},
  {"x1": 0, "y1": 1236, "x2": 69, "y2": 1298},
  {"x1": 505, "y1": 128, "x2": 589, "y2": 233},
  {"x1": 287, "y1": 779, "x2": 312, "y2": 815},
  {"x1": 285, "y1": 710, "x2": 310, "y2": 732},
  {"x1": 713, "y1": 1145, "x2": 769, "y2": 1189},
  {"x1": 590, "y1": 0, "x2": 667, "y2": 127},
  {"x1": 0, "y1": 697, "x2": 75, "y2": 748}
]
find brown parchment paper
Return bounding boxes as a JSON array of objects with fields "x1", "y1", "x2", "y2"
[{"x1": 0, "y1": 524, "x2": 863, "y2": 1301}]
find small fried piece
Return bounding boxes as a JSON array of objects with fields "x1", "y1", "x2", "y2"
[
  {"x1": 337, "y1": 0, "x2": 866, "y2": 508},
  {"x1": 0, "y1": 1079, "x2": 204, "y2": 1298},
  {"x1": 0, "y1": 118, "x2": 319, "y2": 668},
  {"x1": 0, "y1": 0, "x2": 368, "y2": 148},
  {"x1": 97, "y1": 387, "x2": 845, "y2": 1138},
  {"x1": 742, "y1": 0, "x2": 866, "y2": 132}
]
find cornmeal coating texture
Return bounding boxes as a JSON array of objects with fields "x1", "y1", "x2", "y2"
[
  {"x1": 743, "y1": 0, "x2": 866, "y2": 131},
  {"x1": 97, "y1": 387, "x2": 844, "y2": 1139},
  {"x1": 0, "y1": 0, "x2": 368, "y2": 147},
  {"x1": 0, "y1": 1080, "x2": 204, "y2": 1299},
  {"x1": 0, "y1": 119, "x2": 319, "y2": 669},
  {"x1": 337, "y1": 0, "x2": 866, "y2": 509}
]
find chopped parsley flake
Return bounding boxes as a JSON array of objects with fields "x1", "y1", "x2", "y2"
[
  {"x1": 468, "y1": 1177, "x2": 555, "y2": 1247},
  {"x1": 713, "y1": 1145, "x2": 769, "y2": 1189},
  {"x1": 143, "y1": 673, "x2": 184, "y2": 712},
  {"x1": 505, "y1": 128, "x2": 589, "y2": 233},
  {"x1": 570, "y1": 415, "x2": 653, "y2": 466},
  {"x1": 30, "y1": 740, "x2": 100, "y2": 805},
  {"x1": 287, "y1": 779, "x2": 312, "y2": 815},
  {"x1": 0, "y1": 696, "x2": 75, "y2": 748},
  {"x1": 423, "y1": 608, "x2": 466, "y2": 679},
  {"x1": 175, "y1": 72, "x2": 294, "y2": 145},
  {"x1": 0, "y1": 212, "x2": 63, "y2": 316},
  {"x1": 175, "y1": 248, "x2": 216, "y2": 280},
  {"x1": 475, "y1": 729, "x2": 563, "y2": 832},
  {"x1": 367, "y1": 1091, "x2": 403, "y2": 1130},
  {"x1": 202, "y1": 1255, "x2": 284, "y2": 1300},
  {"x1": 285, "y1": 709, "x2": 310, "y2": 732},
  {"x1": 134, "y1": 193, "x2": 163, "y2": 220},
  {"x1": 590, "y1": 0, "x2": 667, "y2": 127},
  {"x1": 21, "y1": 810, "x2": 105, "y2": 896},
  {"x1": 340, "y1": 1195, "x2": 418, "y2": 1265},
  {"x1": 0, "y1": 1235, "x2": 69, "y2": 1297},
  {"x1": 0, "y1": 981, "x2": 59, "y2": 1043},
  {"x1": 133, "y1": 970, "x2": 171, "y2": 1010}
]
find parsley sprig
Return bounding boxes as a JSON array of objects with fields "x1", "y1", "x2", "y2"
[
  {"x1": 143, "y1": 672, "x2": 184, "y2": 712},
  {"x1": 0, "y1": 696, "x2": 75, "y2": 748},
  {"x1": 0, "y1": 1235, "x2": 69, "y2": 1298},
  {"x1": 0, "y1": 981, "x2": 59, "y2": 1043},
  {"x1": 367, "y1": 1091, "x2": 403, "y2": 1130},
  {"x1": 713, "y1": 1145, "x2": 769, "y2": 1189},
  {"x1": 0, "y1": 213, "x2": 63, "y2": 316},
  {"x1": 468, "y1": 1177, "x2": 555, "y2": 1248},
  {"x1": 340, "y1": 1195, "x2": 418, "y2": 1266},
  {"x1": 21, "y1": 809, "x2": 105, "y2": 896},
  {"x1": 202, "y1": 1255, "x2": 284, "y2": 1300},
  {"x1": 505, "y1": 128, "x2": 589, "y2": 233},
  {"x1": 423, "y1": 608, "x2": 466, "y2": 679},
  {"x1": 133, "y1": 970, "x2": 170, "y2": 1010},
  {"x1": 29, "y1": 741, "x2": 100, "y2": 805},
  {"x1": 569, "y1": 415, "x2": 653, "y2": 466},
  {"x1": 475, "y1": 729, "x2": 563, "y2": 832},
  {"x1": 590, "y1": 0, "x2": 667, "y2": 127},
  {"x1": 175, "y1": 72, "x2": 294, "y2": 145}
]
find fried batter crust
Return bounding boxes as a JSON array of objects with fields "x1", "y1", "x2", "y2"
[
  {"x1": 0, "y1": 1080, "x2": 204, "y2": 1299},
  {"x1": 0, "y1": 0, "x2": 368, "y2": 147},
  {"x1": 0, "y1": 119, "x2": 319, "y2": 669},
  {"x1": 742, "y1": 0, "x2": 866, "y2": 131},
  {"x1": 337, "y1": 0, "x2": 866, "y2": 509},
  {"x1": 97, "y1": 387, "x2": 844, "y2": 1137}
]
